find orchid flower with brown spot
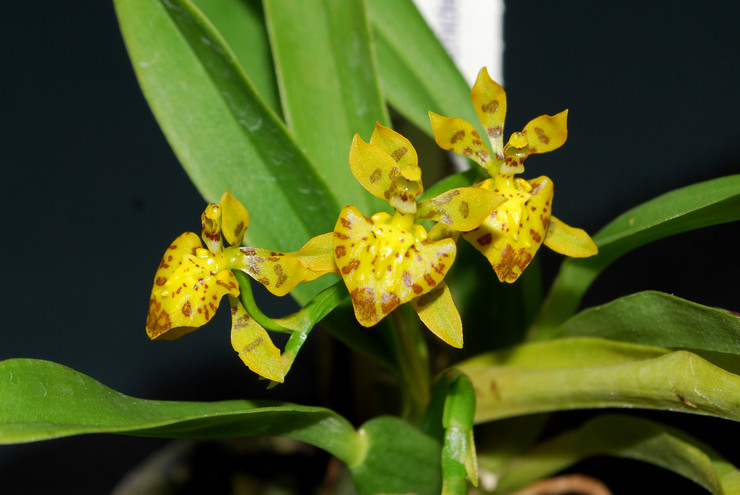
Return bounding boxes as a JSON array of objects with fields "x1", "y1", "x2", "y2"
[
  {"x1": 333, "y1": 123, "x2": 501, "y2": 348},
  {"x1": 146, "y1": 191, "x2": 334, "y2": 382},
  {"x1": 429, "y1": 67, "x2": 597, "y2": 283}
]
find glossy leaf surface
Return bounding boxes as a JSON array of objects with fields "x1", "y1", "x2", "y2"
[
  {"x1": 532, "y1": 174, "x2": 740, "y2": 338},
  {"x1": 489, "y1": 414, "x2": 740, "y2": 494},
  {"x1": 459, "y1": 338, "x2": 740, "y2": 424},
  {"x1": 264, "y1": 0, "x2": 388, "y2": 215},
  {"x1": 114, "y1": 0, "x2": 339, "y2": 256},
  {"x1": 551, "y1": 291, "x2": 740, "y2": 355},
  {"x1": 0, "y1": 359, "x2": 362, "y2": 466}
]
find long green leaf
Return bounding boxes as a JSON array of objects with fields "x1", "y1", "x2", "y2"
[
  {"x1": 367, "y1": 0, "x2": 480, "y2": 137},
  {"x1": 551, "y1": 291, "x2": 740, "y2": 355},
  {"x1": 458, "y1": 338, "x2": 740, "y2": 424},
  {"x1": 531, "y1": 174, "x2": 740, "y2": 339},
  {"x1": 192, "y1": 0, "x2": 281, "y2": 114},
  {"x1": 488, "y1": 414, "x2": 740, "y2": 494},
  {"x1": 114, "y1": 0, "x2": 339, "y2": 254},
  {"x1": 0, "y1": 359, "x2": 444, "y2": 493},
  {"x1": 0, "y1": 359, "x2": 364, "y2": 467},
  {"x1": 264, "y1": 0, "x2": 388, "y2": 215}
]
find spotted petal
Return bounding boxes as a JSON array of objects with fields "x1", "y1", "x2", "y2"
[
  {"x1": 147, "y1": 237, "x2": 240, "y2": 340},
  {"x1": 463, "y1": 176, "x2": 554, "y2": 282},
  {"x1": 349, "y1": 125, "x2": 422, "y2": 214},
  {"x1": 429, "y1": 112, "x2": 494, "y2": 173},
  {"x1": 470, "y1": 67, "x2": 507, "y2": 162},
  {"x1": 544, "y1": 215, "x2": 598, "y2": 257},
  {"x1": 333, "y1": 206, "x2": 456, "y2": 326},
  {"x1": 522, "y1": 110, "x2": 568, "y2": 154},
  {"x1": 230, "y1": 296, "x2": 284, "y2": 382},
  {"x1": 233, "y1": 247, "x2": 314, "y2": 297},
  {"x1": 289, "y1": 232, "x2": 338, "y2": 276},
  {"x1": 411, "y1": 282, "x2": 463, "y2": 348},
  {"x1": 219, "y1": 190, "x2": 249, "y2": 247},
  {"x1": 201, "y1": 203, "x2": 223, "y2": 254},
  {"x1": 416, "y1": 187, "x2": 505, "y2": 232}
]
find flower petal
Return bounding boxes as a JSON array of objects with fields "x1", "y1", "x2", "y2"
[
  {"x1": 219, "y1": 190, "x2": 249, "y2": 247},
  {"x1": 230, "y1": 296, "x2": 284, "y2": 382},
  {"x1": 544, "y1": 215, "x2": 598, "y2": 257},
  {"x1": 349, "y1": 125, "x2": 422, "y2": 214},
  {"x1": 416, "y1": 187, "x2": 505, "y2": 232},
  {"x1": 233, "y1": 247, "x2": 313, "y2": 297},
  {"x1": 147, "y1": 251, "x2": 239, "y2": 340},
  {"x1": 522, "y1": 110, "x2": 568, "y2": 154},
  {"x1": 146, "y1": 232, "x2": 204, "y2": 339},
  {"x1": 463, "y1": 176, "x2": 554, "y2": 282},
  {"x1": 470, "y1": 67, "x2": 507, "y2": 162},
  {"x1": 429, "y1": 112, "x2": 494, "y2": 173},
  {"x1": 412, "y1": 282, "x2": 463, "y2": 348},
  {"x1": 291, "y1": 232, "x2": 338, "y2": 276},
  {"x1": 201, "y1": 203, "x2": 223, "y2": 254},
  {"x1": 333, "y1": 206, "x2": 456, "y2": 326}
]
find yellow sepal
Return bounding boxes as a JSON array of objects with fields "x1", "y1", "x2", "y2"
[
  {"x1": 349, "y1": 124, "x2": 422, "y2": 214},
  {"x1": 230, "y1": 296, "x2": 284, "y2": 382},
  {"x1": 522, "y1": 110, "x2": 569, "y2": 154},
  {"x1": 429, "y1": 112, "x2": 494, "y2": 173},
  {"x1": 219, "y1": 190, "x2": 249, "y2": 247},
  {"x1": 470, "y1": 67, "x2": 507, "y2": 161},
  {"x1": 232, "y1": 247, "x2": 313, "y2": 297},
  {"x1": 544, "y1": 215, "x2": 598, "y2": 257},
  {"x1": 416, "y1": 187, "x2": 505, "y2": 232},
  {"x1": 412, "y1": 282, "x2": 463, "y2": 348}
]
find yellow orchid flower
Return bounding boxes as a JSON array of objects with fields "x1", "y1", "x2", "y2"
[
  {"x1": 146, "y1": 191, "x2": 332, "y2": 382},
  {"x1": 334, "y1": 123, "x2": 500, "y2": 348},
  {"x1": 430, "y1": 67, "x2": 597, "y2": 283}
]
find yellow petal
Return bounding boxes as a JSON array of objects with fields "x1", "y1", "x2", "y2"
[
  {"x1": 349, "y1": 126, "x2": 422, "y2": 214},
  {"x1": 429, "y1": 112, "x2": 495, "y2": 174},
  {"x1": 230, "y1": 296, "x2": 284, "y2": 382},
  {"x1": 219, "y1": 190, "x2": 249, "y2": 247},
  {"x1": 521, "y1": 110, "x2": 568, "y2": 154},
  {"x1": 470, "y1": 67, "x2": 507, "y2": 162},
  {"x1": 146, "y1": 232, "x2": 204, "y2": 339},
  {"x1": 416, "y1": 187, "x2": 505, "y2": 232},
  {"x1": 333, "y1": 206, "x2": 456, "y2": 326},
  {"x1": 544, "y1": 215, "x2": 598, "y2": 257},
  {"x1": 233, "y1": 246, "x2": 313, "y2": 297},
  {"x1": 369, "y1": 123, "x2": 421, "y2": 185},
  {"x1": 147, "y1": 250, "x2": 239, "y2": 340},
  {"x1": 412, "y1": 282, "x2": 463, "y2": 348},
  {"x1": 291, "y1": 232, "x2": 339, "y2": 275},
  {"x1": 201, "y1": 203, "x2": 223, "y2": 254},
  {"x1": 463, "y1": 176, "x2": 554, "y2": 282}
]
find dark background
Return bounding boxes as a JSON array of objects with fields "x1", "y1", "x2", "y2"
[{"x1": 1, "y1": 0, "x2": 739, "y2": 493}]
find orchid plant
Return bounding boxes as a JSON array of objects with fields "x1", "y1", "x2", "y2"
[{"x1": 2, "y1": 1, "x2": 740, "y2": 494}]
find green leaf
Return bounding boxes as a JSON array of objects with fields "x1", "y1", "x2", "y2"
[
  {"x1": 458, "y1": 337, "x2": 740, "y2": 424},
  {"x1": 0, "y1": 359, "x2": 447, "y2": 492},
  {"x1": 550, "y1": 291, "x2": 740, "y2": 356},
  {"x1": 114, "y1": 0, "x2": 339, "y2": 255},
  {"x1": 488, "y1": 414, "x2": 740, "y2": 495},
  {"x1": 531, "y1": 174, "x2": 740, "y2": 339},
  {"x1": 351, "y1": 416, "x2": 442, "y2": 495},
  {"x1": 191, "y1": 0, "x2": 281, "y2": 114},
  {"x1": 263, "y1": 0, "x2": 389, "y2": 215},
  {"x1": 367, "y1": 0, "x2": 481, "y2": 138},
  {"x1": 0, "y1": 359, "x2": 364, "y2": 467}
]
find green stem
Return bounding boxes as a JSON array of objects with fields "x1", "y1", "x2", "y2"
[{"x1": 390, "y1": 308, "x2": 431, "y2": 422}]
